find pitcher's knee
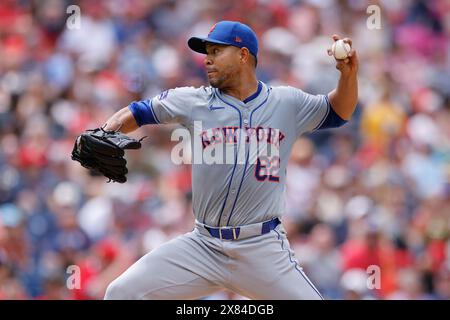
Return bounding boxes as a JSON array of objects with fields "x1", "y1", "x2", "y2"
[{"x1": 104, "y1": 279, "x2": 135, "y2": 300}]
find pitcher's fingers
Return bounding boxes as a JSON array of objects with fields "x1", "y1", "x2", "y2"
[
  {"x1": 349, "y1": 49, "x2": 359, "y2": 64},
  {"x1": 332, "y1": 34, "x2": 341, "y2": 41},
  {"x1": 348, "y1": 49, "x2": 356, "y2": 57},
  {"x1": 342, "y1": 37, "x2": 353, "y2": 46}
]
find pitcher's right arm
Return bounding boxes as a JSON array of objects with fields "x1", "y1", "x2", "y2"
[{"x1": 103, "y1": 87, "x2": 198, "y2": 133}]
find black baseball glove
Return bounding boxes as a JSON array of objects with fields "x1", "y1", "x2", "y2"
[{"x1": 71, "y1": 127, "x2": 144, "y2": 183}]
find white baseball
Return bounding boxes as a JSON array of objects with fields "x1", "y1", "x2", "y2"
[{"x1": 331, "y1": 39, "x2": 351, "y2": 60}]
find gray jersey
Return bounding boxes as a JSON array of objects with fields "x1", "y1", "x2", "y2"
[{"x1": 129, "y1": 81, "x2": 335, "y2": 227}]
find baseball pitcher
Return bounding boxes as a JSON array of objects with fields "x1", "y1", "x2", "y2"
[{"x1": 73, "y1": 21, "x2": 358, "y2": 300}]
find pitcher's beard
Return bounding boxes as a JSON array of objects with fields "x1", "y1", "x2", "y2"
[
  {"x1": 208, "y1": 74, "x2": 227, "y2": 89},
  {"x1": 208, "y1": 79, "x2": 221, "y2": 88}
]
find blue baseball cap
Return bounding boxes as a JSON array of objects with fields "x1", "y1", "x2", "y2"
[{"x1": 188, "y1": 21, "x2": 258, "y2": 59}]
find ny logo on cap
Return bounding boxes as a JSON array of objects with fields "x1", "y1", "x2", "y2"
[
  {"x1": 208, "y1": 23, "x2": 217, "y2": 36},
  {"x1": 235, "y1": 36, "x2": 242, "y2": 43}
]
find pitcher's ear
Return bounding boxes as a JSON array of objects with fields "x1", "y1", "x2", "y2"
[{"x1": 240, "y1": 47, "x2": 250, "y2": 64}]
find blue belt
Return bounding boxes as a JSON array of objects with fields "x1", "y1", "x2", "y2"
[{"x1": 205, "y1": 217, "x2": 280, "y2": 240}]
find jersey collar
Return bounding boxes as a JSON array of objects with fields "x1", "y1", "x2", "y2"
[
  {"x1": 215, "y1": 81, "x2": 267, "y2": 108},
  {"x1": 242, "y1": 81, "x2": 263, "y2": 104}
]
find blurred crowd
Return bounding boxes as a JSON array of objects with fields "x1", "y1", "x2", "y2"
[{"x1": 0, "y1": 0, "x2": 449, "y2": 300}]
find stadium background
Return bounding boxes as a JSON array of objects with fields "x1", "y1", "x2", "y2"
[{"x1": 0, "y1": 0, "x2": 449, "y2": 300}]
